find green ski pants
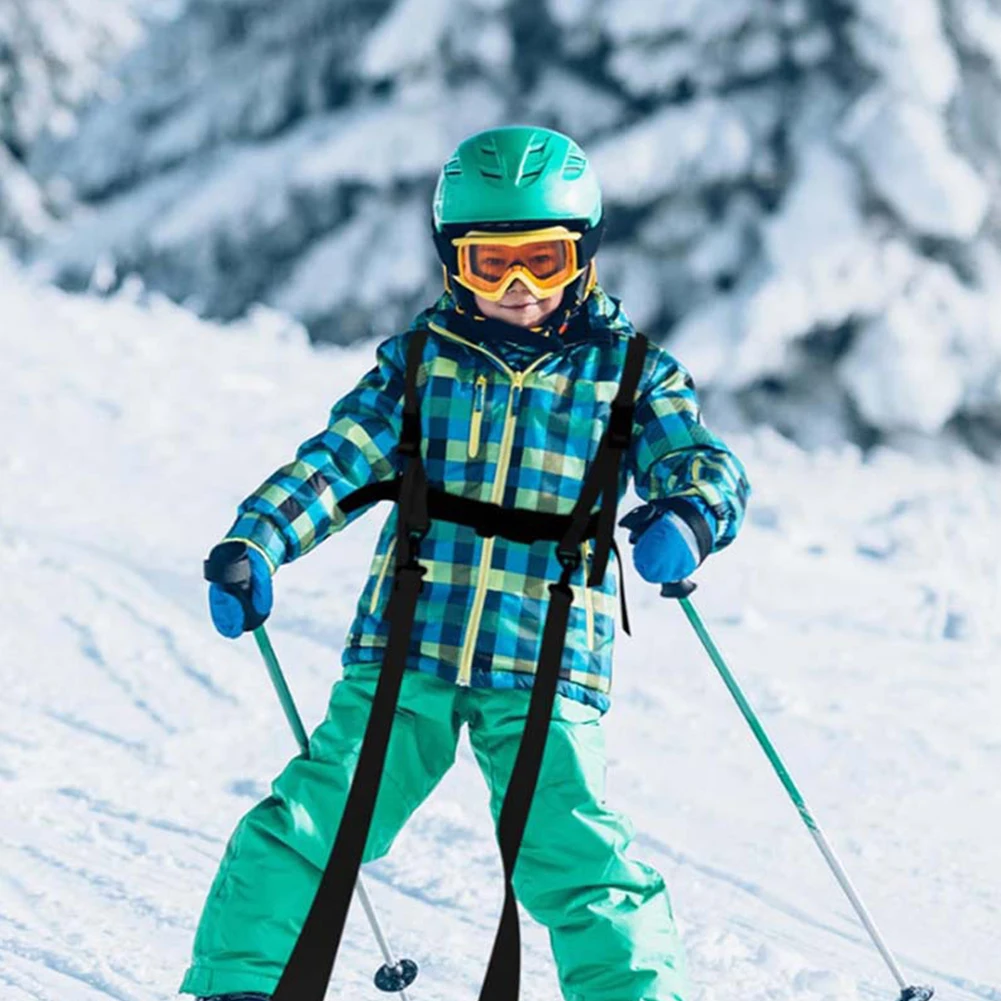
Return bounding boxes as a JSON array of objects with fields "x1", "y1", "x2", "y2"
[{"x1": 179, "y1": 664, "x2": 688, "y2": 1000}]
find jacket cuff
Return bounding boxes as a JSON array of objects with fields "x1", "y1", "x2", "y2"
[
  {"x1": 222, "y1": 512, "x2": 286, "y2": 574},
  {"x1": 653, "y1": 497, "x2": 716, "y2": 563}
]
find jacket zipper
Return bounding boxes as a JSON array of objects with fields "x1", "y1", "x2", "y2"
[
  {"x1": 428, "y1": 323, "x2": 555, "y2": 686},
  {"x1": 369, "y1": 536, "x2": 397, "y2": 614},
  {"x1": 468, "y1": 374, "x2": 487, "y2": 458},
  {"x1": 581, "y1": 539, "x2": 595, "y2": 651},
  {"x1": 456, "y1": 367, "x2": 533, "y2": 685}
]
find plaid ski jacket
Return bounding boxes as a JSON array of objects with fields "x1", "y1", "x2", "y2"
[{"x1": 224, "y1": 288, "x2": 750, "y2": 711}]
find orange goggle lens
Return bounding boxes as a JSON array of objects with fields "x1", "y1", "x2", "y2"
[
  {"x1": 468, "y1": 240, "x2": 571, "y2": 283},
  {"x1": 452, "y1": 229, "x2": 583, "y2": 300}
]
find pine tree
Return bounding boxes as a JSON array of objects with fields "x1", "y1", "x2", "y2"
[
  {"x1": 22, "y1": 0, "x2": 1001, "y2": 454},
  {"x1": 0, "y1": 0, "x2": 145, "y2": 243}
]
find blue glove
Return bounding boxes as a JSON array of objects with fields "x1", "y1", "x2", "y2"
[
  {"x1": 204, "y1": 540, "x2": 273, "y2": 638},
  {"x1": 618, "y1": 500, "x2": 712, "y2": 584}
]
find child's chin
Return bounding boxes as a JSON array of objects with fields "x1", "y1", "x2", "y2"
[{"x1": 498, "y1": 304, "x2": 543, "y2": 326}]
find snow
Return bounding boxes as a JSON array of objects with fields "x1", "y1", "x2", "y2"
[
  {"x1": 665, "y1": 80, "x2": 1001, "y2": 424},
  {"x1": 35, "y1": 85, "x2": 503, "y2": 317},
  {"x1": 0, "y1": 146, "x2": 51, "y2": 242},
  {"x1": 523, "y1": 68, "x2": 627, "y2": 139},
  {"x1": 842, "y1": 90, "x2": 990, "y2": 241},
  {"x1": 761, "y1": 144, "x2": 865, "y2": 279},
  {"x1": 450, "y1": 16, "x2": 513, "y2": 74},
  {"x1": 290, "y1": 95, "x2": 500, "y2": 191},
  {"x1": 607, "y1": 40, "x2": 701, "y2": 98},
  {"x1": 838, "y1": 260, "x2": 1001, "y2": 434},
  {"x1": 588, "y1": 99, "x2": 754, "y2": 203},
  {"x1": 840, "y1": 302, "x2": 966, "y2": 435},
  {"x1": 0, "y1": 1, "x2": 141, "y2": 149},
  {"x1": 359, "y1": 0, "x2": 457, "y2": 79},
  {"x1": 790, "y1": 26, "x2": 834, "y2": 68},
  {"x1": 543, "y1": 0, "x2": 595, "y2": 30},
  {"x1": 850, "y1": 0, "x2": 959, "y2": 108},
  {"x1": 0, "y1": 0, "x2": 144, "y2": 242},
  {"x1": 596, "y1": 0, "x2": 758, "y2": 46},
  {"x1": 952, "y1": 0, "x2": 1001, "y2": 80},
  {"x1": 271, "y1": 195, "x2": 434, "y2": 330},
  {"x1": 636, "y1": 198, "x2": 711, "y2": 253},
  {"x1": 1, "y1": 258, "x2": 999, "y2": 1001},
  {"x1": 675, "y1": 142, "x2": 882, "y2": 390}
]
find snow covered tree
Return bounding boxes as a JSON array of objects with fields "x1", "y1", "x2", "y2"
[
  {"x1": 24, "y1": 0, "x2": 1001, "y2": 456},
  {"x1": 0, "y1": 0, "x2": 143, "y2": 244}
]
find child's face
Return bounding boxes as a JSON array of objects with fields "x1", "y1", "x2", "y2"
[{"x1": 474, "y1": 281, "x2": 562, "y2": 329}]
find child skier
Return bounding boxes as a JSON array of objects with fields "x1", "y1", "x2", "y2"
[{"x1": 180, "y1": 125, "x2": 750, "y2": 1001}]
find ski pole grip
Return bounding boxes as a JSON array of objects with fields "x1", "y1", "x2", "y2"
[{"x1": 660, "y1": 579, "x2": 697, "y2": 599}]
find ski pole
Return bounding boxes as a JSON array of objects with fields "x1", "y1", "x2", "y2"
[
  {"x1": 661, "y1": 581, "x2": 934, "y2": 1001},
  {"x1": 251, "y1": 625, "x2": 419, "y2": 998}
]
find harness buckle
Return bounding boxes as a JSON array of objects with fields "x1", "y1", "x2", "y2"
[
  {"x1": 407, "y1": 524, "x2": 429, "y2": 547},
  {"x1": 556, "y1": 545, "x2": 582, "y2": 573},
  {"x1": 397, "y1": 526, "x2": 429, "y2": 579}
]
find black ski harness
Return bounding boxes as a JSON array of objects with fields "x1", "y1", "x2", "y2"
[{"x1": 271, "y1": 326, "x2": 649, "y2": 1001}]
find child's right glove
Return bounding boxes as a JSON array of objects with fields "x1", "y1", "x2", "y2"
[
  {"x1": 203, "y1": 540, "x2": 273, "y2": 638},
  {"x1": 618, "y1": 500, "x2": 710, "y2": 584}
]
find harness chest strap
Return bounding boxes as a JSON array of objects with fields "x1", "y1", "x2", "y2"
[{"x1": 341, "y1": 480, "x2": 633, "y2": 635}]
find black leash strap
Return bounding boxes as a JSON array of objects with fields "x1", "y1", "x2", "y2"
[
  {"x1": 272, "y1": 327, "x2": 430, "y2": 1001},
  {"x1": 477, "y1": 332, "x2": 648, "y2": 1001},
  {"x1": 478, "y1": 562, "x2": 575, "y2": 1000}
]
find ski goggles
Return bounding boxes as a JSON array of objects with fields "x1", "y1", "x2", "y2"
[{"x1": 450, "y1": 226, "x2": 585, "y2": 301}]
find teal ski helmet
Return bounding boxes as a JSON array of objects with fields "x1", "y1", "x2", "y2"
[{"x1": 432, "y1": 126, "x2": 605, "y2": 312}]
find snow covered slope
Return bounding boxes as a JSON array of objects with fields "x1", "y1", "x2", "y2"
[{"x1": 1, "y1": 262, "x2": 999, "y2": 1001}]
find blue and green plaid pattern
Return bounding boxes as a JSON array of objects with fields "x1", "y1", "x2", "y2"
[{"x1": 225, "y1": 287, "x2": 750, "y2": 711}]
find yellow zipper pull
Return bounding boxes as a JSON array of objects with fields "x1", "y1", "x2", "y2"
[
  {"x1": 468, "y1": 374, "x2": 487, "y2": 458},
  {"x1": 511, "y1": 371, "x2": 525, "y2": 412}
]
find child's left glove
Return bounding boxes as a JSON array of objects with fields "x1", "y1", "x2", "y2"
[{"x1": 618, "y1": 500, "x2": 710, "y2": 584}]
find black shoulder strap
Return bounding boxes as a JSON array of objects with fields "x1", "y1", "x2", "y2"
[
  {"x1": 586, "y1": 331, "x2": 648, "y2": 591},
  {"x1": 272, "y1": 327, "x2": 430, "y2": 1001},
  {"x1": 477, "y1": 331, "x2": 649, "y2": 1001},
  {"x1": 396, "y1": 328, "x2": 431, "y2": 564}
]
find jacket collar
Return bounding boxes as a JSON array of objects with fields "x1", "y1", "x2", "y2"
[{"x1": 411, "y1": 285, "x2": 636, "y2": 350}]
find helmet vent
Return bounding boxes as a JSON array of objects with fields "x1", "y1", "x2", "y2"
[
  {"x1": 473, "y1": 142, "x2": 501, "y2": 180},
  {"x1": 443, "y1": 156, "x2": 463, "y2": 178},
  {"x1": 515, "y1": 140, "x2": 552, "y2": 186},
  {"x1": 563, "y1": 152, "x2": 587, "y2": 180}
]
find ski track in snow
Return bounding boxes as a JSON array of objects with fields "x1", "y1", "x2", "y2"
[
  {"x1": 1, "y1": 266, "x2": 999, "y2": 1000},
  {"x1": 639, "y1": 835, "x2": 1000, "y2": 1001}
]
